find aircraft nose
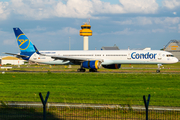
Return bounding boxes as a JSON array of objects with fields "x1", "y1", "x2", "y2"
[{"x1": 174, "y1": 57, "x2": 179, "y2": 63}]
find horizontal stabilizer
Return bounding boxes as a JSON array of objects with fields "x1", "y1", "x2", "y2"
[{"x1": 4, "y1": 52, "x2": 29, "y2": 58}]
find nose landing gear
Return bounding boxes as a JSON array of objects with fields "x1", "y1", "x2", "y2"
[
  {"x1": 156, "y1": 69, "x2": 160, "y2": 73},
  {"x1": 156, "y1": 64, "x2": 162, "y2": 73}
]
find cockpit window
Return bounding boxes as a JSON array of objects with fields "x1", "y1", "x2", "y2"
[{"x1": 166, "y1": 54, "x2": 174, "y2": 57}]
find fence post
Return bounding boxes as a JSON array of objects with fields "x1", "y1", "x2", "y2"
[
  {"x1": 39, "y1": 91, "x2": 50, "y2": 120},
  {"x1": 143, "y1": 94, "x2": 150, "y2": 120}
]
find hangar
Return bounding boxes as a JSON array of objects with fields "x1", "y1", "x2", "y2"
[
  {"x1": 101, "y1": 45, "x2": 120, "y2": 50},
  {"x1": 0, "y1": 56, "x2": 25, "y2": 65},
  {"x1": 164, "y1": 40, "x2": 180, "y2": 61}
]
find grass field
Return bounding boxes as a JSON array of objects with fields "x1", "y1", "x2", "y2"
[{"x1": 0, "y1": 70, "x2": 180, "y2": 107}]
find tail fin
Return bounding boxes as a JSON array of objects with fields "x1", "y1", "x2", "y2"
[{"x1": 13, "y1": 28, "x2": 36, "y2": 60}]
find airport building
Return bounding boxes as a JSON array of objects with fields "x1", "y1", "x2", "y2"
[
  {"x1": 0, "y1": 56, "x2": 25, "y2": 65},
  {"x1": 101, "y1": 45, "x2": 120, "y2": 50},
  {"x1": 164, "y1": 40, "x2": 180, "y2": 61}
]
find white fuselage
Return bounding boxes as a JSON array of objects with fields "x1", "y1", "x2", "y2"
[{"x1": 29, "y1": 50, "x2": 178, "y2": 65}]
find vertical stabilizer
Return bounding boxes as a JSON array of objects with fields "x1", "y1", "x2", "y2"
[{"x1": 13, "y1": 28, "x2": 36, "y2": 60}]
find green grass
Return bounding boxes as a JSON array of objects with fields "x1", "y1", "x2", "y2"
[{"x1": 0, "y1": 72, "x2": 180, "y2": 107}]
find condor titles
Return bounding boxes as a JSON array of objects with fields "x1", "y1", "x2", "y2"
[{"x1": 131, "y1": 52, "x2": 157, "y2": 59}]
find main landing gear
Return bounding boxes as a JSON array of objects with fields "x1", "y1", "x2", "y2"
[
  {"x1": 77, "y1": 63, "x2": 86, "y2": 72},
  {"x1": 77, "y1": 66, "x2": 97, "y2": 72},
  {"x1": 77, "y1": 68, "x2": 98, "y2": 72},
  {"x1": 77, "y1": 68, "x2": 86, "y2": 72},
  {"x1": 77, "y1": 63, "x2": 98, "y2": 72},
  {"x1": 89, "y1": 69, "x2": 97, "y2": 72}
]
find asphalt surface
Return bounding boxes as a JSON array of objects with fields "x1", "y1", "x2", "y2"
[{"x1": 1, "y1": 70, "x2": 180, "y2": 74}]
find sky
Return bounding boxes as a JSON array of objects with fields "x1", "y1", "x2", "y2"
[{"x1": 0, "y1": 0, "x2": 180, "y2": 55}]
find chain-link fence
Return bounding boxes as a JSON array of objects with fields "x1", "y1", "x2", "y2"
[{"x1": 0, "y1": 104, "x2": 179, "y2": 120}]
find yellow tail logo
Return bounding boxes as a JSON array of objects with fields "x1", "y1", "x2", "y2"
[{"x1": 19, "y1": 39, "x2": 28, "y2": 47}]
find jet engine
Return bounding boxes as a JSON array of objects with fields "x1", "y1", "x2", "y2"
[
  {"x1": 82, "y1": 60, "x2": 101, "y2": 69},
  {"x1": 102, "y1": 64, "x2": 121, "y2": 69}
]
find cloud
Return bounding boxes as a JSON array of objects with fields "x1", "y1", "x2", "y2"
[
  {"x1": 10, "y1": 0, "x2": 56, "y2": 20},
  {"x1": 110, "y1": 17, "x2": 180, "y2": 35},
  {"x1": 117, "y1": 17, "x2": 180, "y2": 26},
  {"x1": 114, "y1": 20, "x2": 133, "y2": 25},
  {"x1": 154, "y1": 17, "x2": 180, "y2": 25},
  {"x1": 3, "y1": 39, "x2": 15, "y2": 45},
  {"x1": 27, "y1": 26, "x2": 47, "y2": 32},
  {"x1": 112, "y1": 28, "x2": 131, "y2": 35},
  {"x1": 101, "y1": 28, "x2": 151, "y2": 35},
  {"x1": 0, "y1": 0, "x2": 160, "y2": 20},
  {"x1": 86, "y1": 0, "x2": 159, "y2": 14},
  {"x1": 56, "y1": 0, "x2": 159, "y2": 17},
  {"x1": 100, "y1": 28, "x2": 131, "y2": 35},
  {"x1": 163, "y1": 0, "x2": 180, "y2": 9},
  {"x1": 91, "y1": 0, "x2": 125, "y2": 14},
  {"x1": 178, "y1": 24, "x2": 180, "y2": 33},
  {"x1": 114, "y1": 17, "x2": 153, "y2": 26},
  {"x1": 173, "y1": 12, "x2": 177, "y2": 15},
  {"x1": 152, "y1": 29, "x2": 165, "y2": 33},
  {"x1": 119, "y1": 0, "x2": 159, "y2": 14},
  {"x1": 113, "y1": 17, "x2": 180, "y2": 34},
  {"x1": 46, "y1": 27, "x2": 79, "y2": 35},
  {"x1": 0, "y1": 30, "x2": 15, "y2": 45},
  {"x1": 55, "y1": 0, "x2": 93, "y2": 18},
  {"x1": 0, "y1": 2, "x2": 9, "y2": 20},
  {"x1": 136, "y1": 17, "x2": 153, "y2": 25}
]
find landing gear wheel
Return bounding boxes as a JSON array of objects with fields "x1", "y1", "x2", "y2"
[
  {"x1": 77, "y1": 68, "x2": 86, "y2": 72},
  {"x1": 157, "y1": 64, "x2": 162, "y2": 73},
  {"x1": 89, "y1": 69, "x2": 97, "y2": 72}
]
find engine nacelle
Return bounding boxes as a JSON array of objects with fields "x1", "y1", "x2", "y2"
[
  {"x1": 102, "y1": 64, "x2": 121, "y2": 69},
  {"x1": 82, "y1": 60, "x2": 101, "y2": 69}
]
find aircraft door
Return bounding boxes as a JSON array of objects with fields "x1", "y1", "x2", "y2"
[
  {"x1": 127, "y1": 52, "x2": 131, "y2": 60},
  {"x1": 32, "y1": 53, "x2": 38, "y2": 60},
  {"x1": 158, "y1": 53, "x2": 162, "y2": 60}
]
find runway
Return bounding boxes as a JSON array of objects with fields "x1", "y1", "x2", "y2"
[
  {"x1": 1, "y1": 70, "x2": 180, "y2": 74},
  {"x1": 1, "y1": 65, "x2": 180, "y2": 73}
]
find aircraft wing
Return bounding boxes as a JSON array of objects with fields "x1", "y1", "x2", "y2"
[
  {"x1": 4, "y1": 52, "x2": 29, "y2": 58},
  {"x1": 40, "y1": 54, "x2": 104, "y2": 63}
]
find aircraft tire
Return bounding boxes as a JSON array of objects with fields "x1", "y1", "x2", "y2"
[
  {"x1": 77, "y1": 68, "x2": 85, "y2": 72},
  {"x1": 89, "y1": 69, "x2": 97, "y2": 72},
  {"x1": 81, "y1": 69, "x2": 86, "y2": 72},
  {"x1": 156, "y1": 70, "x2": 160, "y2": 73}
]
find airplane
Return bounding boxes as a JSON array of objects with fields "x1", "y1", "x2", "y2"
[{"x1": 5, "y1": 28, "x2": 179, "y2": 73}]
